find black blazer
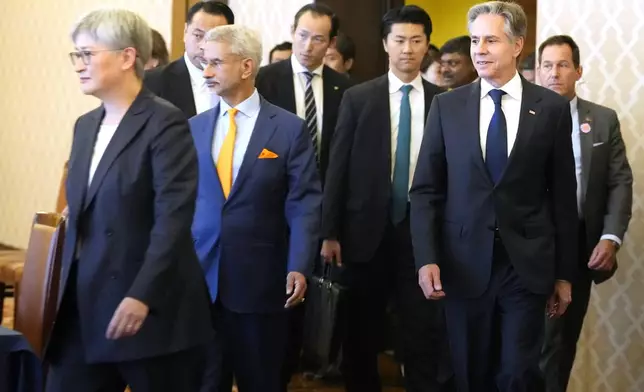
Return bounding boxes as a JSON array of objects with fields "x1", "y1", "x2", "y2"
[
  {"x1": 255, "y1": 59, "x2": 352, "y2": 184},
  {"x1": 410, "y1": 78, "x2": 579, "y2": 298},
  {"x1": 577, "y1": 98, "x2": 632, "y2": 284},
  {"x1": 59, "y1": 89, "x2": 213, "y2": 363},
  {"x1": 144, "y1": 57, "x2": 197, "y2": 118},
  {"x1": 321, "y1": 75, "x2": 444, "y2": 264}
]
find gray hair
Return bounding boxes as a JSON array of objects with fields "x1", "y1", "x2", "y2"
[
  {"x1": 205, "y1": 25, "x2": 263, "y2": 77},
  {"x1": 71, "y1": 8, "x2": 152, "y2": 79},
  {"x1": 467, "y1": 1, "x2": 527, "y2": 41}
]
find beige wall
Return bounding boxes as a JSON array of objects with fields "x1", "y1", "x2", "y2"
[
  {"x1": 538, "y1": 1, "x2": 644, "y2": 391},
  {"x1": 0, "y1": 1, "x2": 173, "y2": 247}
]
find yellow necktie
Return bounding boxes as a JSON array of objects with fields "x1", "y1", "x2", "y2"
[{"x1": 217, "y1": 108, "x2": 238, "y2": 198}]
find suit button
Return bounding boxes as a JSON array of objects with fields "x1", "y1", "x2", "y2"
[
  {"x1": 106, "y1": 230, "x2": 113, "y2": 237},
  {"x1": 110, "y1": 274, "x2": 117, "y2": 280}
]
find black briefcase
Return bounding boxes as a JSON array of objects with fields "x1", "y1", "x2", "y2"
[{"x1": 301, "y1": 264, "x2": 347, "y2": 370}]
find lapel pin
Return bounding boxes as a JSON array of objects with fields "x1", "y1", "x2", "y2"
[
  {"x1": 580, "y1": 123, "x2": 592, "y2": 133},
  {"x1": 529, "y1": 110, "x2": 536, "y2": 115},
  {"x1": 334, "y1": 86, "x2": 339, "y2": 90}
]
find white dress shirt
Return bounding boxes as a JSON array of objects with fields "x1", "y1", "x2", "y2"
[
  {"x1": 212, "y1": 89, "x2": 261, "y2": 184},
  {"x1": 184, "y1": 53, "x2": 219, "y2": 115},
  {"x1": 88, "y1": 124, "x2": 118, "y2": 186},
  {"x1": 388, "y1": 70, "x2": 425, "y2": 190},
  {"x1": 570, "y1": 96, "x2": 621, "y2": 244},
  {"x1": 291, "y1": 55, "x2": 324, "y2": 150},
  {"x1": 479, "y1": 71, "x2": 523, "y2": 159},
  {"x1": 570, "y1": 96, "x2": 584, "y2": 216}
]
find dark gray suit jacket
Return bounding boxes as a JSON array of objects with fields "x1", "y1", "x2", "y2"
[{"x1": 577, "y1": 98, "x2": 633, "y2": 284}]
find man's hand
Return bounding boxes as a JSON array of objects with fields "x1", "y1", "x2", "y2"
[
  {"x1": 285, "y1": 271, "x2": 307, "y2": 308},
  {"x1": 547, "y1": 280, "x2": 572, "y2": 318},
  {"x1": 320, "y1": 240, "x2": 342, "y2": 267},
  {"x1": 587, "y1": 239, "x2": 618, "y2": 271},
  {"x1": 106, "y1": 297, "x2": 149, "y2": 340},
  {"x1": 418, "y1": 264, "x2": 445, "y2": 300}
]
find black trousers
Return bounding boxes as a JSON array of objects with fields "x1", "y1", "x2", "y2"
[
  {"x1": 540, "y1": 223, "x2": 593, "y2": 392},
  {"x1": 335, "y1": 214, "x2": 453, "y2": 392},
  {"x1": 445, "y1": 236, "x2": 548, "y2": 392},
  {"x1": 201, "y1": 302, "x2": 288, "y2": 392},
  {"x1": 46, "y1": 268, "x2": 204, "y2": 392}
]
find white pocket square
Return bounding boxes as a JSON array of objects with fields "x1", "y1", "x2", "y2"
[{"x1": 593, "y1": 142, "x2": 605, "y2": 147}]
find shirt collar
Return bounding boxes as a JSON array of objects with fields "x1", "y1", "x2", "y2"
[
  {"x1": 184, "y1": 52, "x2": 206, "y2": 86},
  {"x1": 290, "y1": 54, "x2": 323, "y2": 77},
  {"x1": 480, "y1": 71, "x2": 522, "y2": 100},
  {"x1": 219, "y1": 89, "x2": 261, "y2": 119},
  {"x1": 388, "y1": 70, "x2": 424, "y2": 94}
]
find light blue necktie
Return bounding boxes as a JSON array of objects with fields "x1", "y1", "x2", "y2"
[{"x1": 392, "y1": 84, "x2": 412, "y2": 225}]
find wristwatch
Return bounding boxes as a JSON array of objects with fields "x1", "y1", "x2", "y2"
[{"x1": 609, "y1": 239, "x2": 621, "y2": 250}]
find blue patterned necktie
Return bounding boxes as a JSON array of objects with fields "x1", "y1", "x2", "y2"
[
  {"x1": 486, "y1": 89, "x2": 508, "y2": 183},
  {"x1": 392, "y1": 84, "x2": 413, "y2": 224}
]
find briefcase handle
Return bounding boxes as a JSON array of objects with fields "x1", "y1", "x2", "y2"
[{"x1": 323, "y1": 262, "x2": 333, "y2": 279}]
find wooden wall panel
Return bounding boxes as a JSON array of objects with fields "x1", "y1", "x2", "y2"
[{"x1": 317, "y1": 0, "x2": 405, "y2": 83}]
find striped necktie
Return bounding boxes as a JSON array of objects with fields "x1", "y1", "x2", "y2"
[{"x1": 303, "y1": 71, "x2": 319, "y2": 160}]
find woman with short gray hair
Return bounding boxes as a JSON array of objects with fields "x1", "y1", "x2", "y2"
[{"x1": 46, "y1": 8, "x2": 213, "y2": 392}]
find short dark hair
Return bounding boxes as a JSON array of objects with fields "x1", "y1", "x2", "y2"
[
  {"x1": 187, "y1": 1, "x2": 235, "y2": 25},
  {"x1": 334, "y1": 33, "x2": 356, "y2": 61},
  {"x1": 269, "y1": 41, "x2": 293, "y2": 62},
  {"x1": 293, "y1": 3, "x2": 339, "y2": 39},
  {"x1": 538, "y1": 35, "x2": 581, "y2": 68},
  {"x1": 381, "y1": 5, "x2": 432, "y2": 41},
  {"x1": 440, "y1": 35, "x2": 471, "y2": 57},
  {"x1": 150, "y1": 29, "x2": 169, "y2": 67},
  {"x1": 429, "y1": 44, "x2": 440, "y2": 54}
]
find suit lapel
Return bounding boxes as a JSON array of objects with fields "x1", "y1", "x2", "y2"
[
  {"x1": 466, "y1": 81, "x2": 492, "y2": 185},
  {"x1": 69, "y1": 111, "x2": 101, "y2": 218},
  {"x1": 172, "y1": 58, "x2": 196, "y2": 117},
  {"x1": 321, "y1": 66, "x2": 341, "y2": 144},
  {"x1": 226, "y1": 99, "x2": 278, "y2": 201},
  {"x1": 502, "y1": 79, "x2": 542, "y2": 180},
  {"x1": 372, "y1": 76, "x2": 393, "y2": 177},
  {"x1": 278, "y1": 61, "x2": 297, "y2": 113},
  {"x1": 421, "y1": 80, "x2": 433, "y2": 123},
  {"x1": 83, "y1": 90, "x2": 154, "y2": 210},
  {"x1": 577, "y1": 98, "x2": 593, "y2": 195},
  {"x1": 201, "y1": 105, "x2": 226, "y2": 200}
]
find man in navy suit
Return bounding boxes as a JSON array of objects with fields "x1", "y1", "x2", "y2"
[
  {"x1": 410, "y1": 2, "x2": 578, "y2": 391},
  {"x1": 189, "y1": 25, "x2": 322, "y2": 392}
]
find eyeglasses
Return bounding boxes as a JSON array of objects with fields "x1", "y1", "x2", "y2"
[{"x1": 68, "y1": 49, "x2": 124, "y2": 66}]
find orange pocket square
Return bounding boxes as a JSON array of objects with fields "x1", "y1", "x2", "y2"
[{"x1": 258, "y1": 148, "x2": 279, "y2": 159}]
